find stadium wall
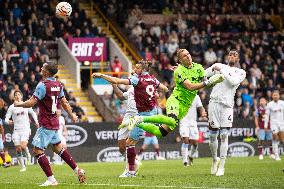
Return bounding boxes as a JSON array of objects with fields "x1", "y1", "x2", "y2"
[
  {"x1": 3, "y1": 119, "x2": 283, "y2": 163},
  {"x1": 57, "y1": 38, "x2": 81, "y2": 88}
]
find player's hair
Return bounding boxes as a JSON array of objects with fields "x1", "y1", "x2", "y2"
[
  {"x1": 14, "y1": 90, "x2": 23, "y2": 97},
  {"x1": 177, "y1": 49, "x2": 187, "y2": 61},
  {"x1": 272, "y1": 89, "x2": 280, "y2": 94},
  {"x1": 137, "y1": 59, "x2": 152, "y2": 72},
  {"x1": 46, "y1": 61, "x2": 58, "y2": 76},
  {"x1": 229, "y1": 49, "x2": 239, "y2": 57}
]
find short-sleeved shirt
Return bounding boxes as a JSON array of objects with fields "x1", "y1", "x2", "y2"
[
  {"x1": 33, "y1": 77, "x2": 64, "y2": 130},
  {"x1": 128, "y1": 73, "x2": 160, "y2": 112},
  {"x1": 172, "y1": 63, "x2": 205, "y2": 107}
]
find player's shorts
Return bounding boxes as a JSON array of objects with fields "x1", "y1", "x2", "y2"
[
  {"x1": 129, "y1": 108, "x2": 158, "y2": 141},
  {"x1": 0, "y1": 137, "x2": 4, "y2": 150},
  {"x1": 118, "y1": 114, "x2": 134, "y2": 141},
  {"x1": 32, "y1": 127, "x2": 61, "y2": 150},
  {"x1": 12, "y1": 131, "x2": 30, "y2": 146},
  {"x1": 208, "y1": 102, "x2": 233, "y2": 129},
  {"x1": 258, "y1": 129, "x2": 273, "y2": 141},
  {"x1": 270, "y1": 123, "x2": 284, "y2": 134},
  {"x1": 59, "y1": 135, "x2": 67, "y2": 146},
  {"x1": 166, "y1": 95, "x2": 189, "y2": 130},
  {"x1": 143, "y1": 136, "x2": 158, "y2": 146},
  {"x1": 179, "y1": 121, "x2": 199, "y2": 140}
]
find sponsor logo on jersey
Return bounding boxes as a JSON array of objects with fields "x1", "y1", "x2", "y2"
[
  {"x1": 97, "y1": 147, "x2": 125, "y2": 162},
  {"x1": 51, "y1": 87, "x2": 60, "y2": 92},
  {"x1": 66, "y1": 125, "x2": 88, "y2": 147},
  {"x1": 228, "y1": 142, "x2": 255, "y2": 157}
]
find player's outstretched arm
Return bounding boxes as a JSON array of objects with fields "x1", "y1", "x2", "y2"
[
  {"x1": 92, "y1": 73, "x2": 130, "y2": 85},
  {"x1": 14, "y1": 96, "x2": 37, "y2": 108},
  {"x1": 112, "y1": 84, "x2": 126, "y2": 101},
  {"x1": 60, "y1": 97, "x2": 78, "y2": 123},
  {"x1": 4, "y1": 106, "x2": 13, "y2": 125},
  {"x1": 28, "y1": 108, "x2": 39, "y2": 127},
  {"x1": 220, "y1": 69, "x2": 246, "y2": 86}
]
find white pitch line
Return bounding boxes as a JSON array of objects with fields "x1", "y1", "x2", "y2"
[{"x1": 0, "y1": 181, "x2": 233, "y2": 189}]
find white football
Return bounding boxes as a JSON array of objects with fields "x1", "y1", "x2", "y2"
[{"x1": 56, "y1": 2, "x2": 72, "y2": 18}]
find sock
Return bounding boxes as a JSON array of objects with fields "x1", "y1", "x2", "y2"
[
  {"x1": 138, "y1": 148, "x2": 144, "y2": 155},
  {"x1": 16, "y1": 151, "x2": 25, "y2": 168},
  {"x1": 0, "y1": 151, "x2": 6, "y2": 163},
  {"x1": 209, "y1": 132, "x2": 218, "y2": 161},
  {"x1": 137, "y1": 123, "x2": 163, "y2": 138},
  {"x1": 23, "y1": 147, "x2": 31, "y2": 158},
  {"x1": 143, "y1": 115, "x2": 176, "y2": 127},
  {"x1": 58, "y1": 148, "x2": 77, "y2": 170},
  {"x1": 220, "y1": 131, "x2": 229, "y2": 169},
  {"x1": 155, "y1": 148, "x2": 160, "y2": 157},
  {"x1": 272, "y1": 140, "x2": 279, "y2": 156},
  {"x1": 126, "y1": 146, "x2": 136, "y2": 172},
  {"x1": 189, "y1": 144, "x2": 198, "y2": 157},
  {"x1": 258, "y1": 145, "x2": 263, "y2": 155},
  {"x1": 36, "y1": 154, "x2": 53, "y2": 177},
  {"x1": 269, "y1": 145, "x2": 273, "y2": 155},
  {"x1": 181, "y1": 143, "x2": 189, "y2": 163}
]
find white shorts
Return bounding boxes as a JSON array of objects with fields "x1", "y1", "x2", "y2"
[
  {"x1": 118, "y1": 114, "x2": 133, "y2": 141},
  {"x1": 270, "y1": 123, "x2": 284, "y2": 134},
  {"x1": 59, "y1": 135, "x2": 67, "y2": 146},
  {"x1": 208, "y1": 102, "x2": 233, "y2": 128},
  {"x1": 12, "y1": 131, "x2": 30, "y2": 146},
  {"x1": 179, "y1": 122, "x2": 199, "y2": 140}
]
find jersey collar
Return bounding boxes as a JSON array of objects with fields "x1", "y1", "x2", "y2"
[{"x1": 46, "y1": 77, "x2": 56, "y2": 81}]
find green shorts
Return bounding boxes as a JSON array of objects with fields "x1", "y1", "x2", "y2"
[{"x1": 166, "y1": 95, "x2": 190, "y2": 130}]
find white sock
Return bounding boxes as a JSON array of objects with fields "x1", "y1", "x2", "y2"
[
  {"x1": 48, "y1": 175, "x2": 56, "y2": 182},
  {"x1": 189, "y1": 144, "x2": 198, "y2": 157},
  {"x1": 74, "y1": 166, "x2": 79, "y2": 174},
  {"x1": 209, "y1": 132, "x2": 218, "y2": 161},
  {"x1": 219, "y1": 130, "x2": 229, "y2": 169},
  {"x1": 24, "y1": 147, "x2": 31, "y2": 158},
  {"x1": 17, "y1": 151, "x2": 25, "y2": 168},
  {"x1": 272, "y1": 140, "x2": 279, "y2": 156},
  {"x1": 181, "y1": 143, "x2": 189, "y2": 163}
]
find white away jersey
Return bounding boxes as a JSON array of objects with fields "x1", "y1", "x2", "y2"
[
  {"x1": 181, "y1": 95, "x2": 203, "y2": 124},
  {"x1": 5, "y1": 104, "x2": 38, "y2": 132},
  {"x1": 58, "y1": 116, "x2": 66, "y2": 136},
  {"x1": 265, "y1": 100, "x2": 284, "y2": 127},
  {"x1": 122, "y1": 87, "x2": 138, "y2": 116},
  {"x1": 206, "y1": 63, "x2": 246, "y2": 108}
]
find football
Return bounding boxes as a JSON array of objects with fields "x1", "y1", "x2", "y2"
[{"x1": 56, "y1": 2, "x2": 72, "y2": 18}]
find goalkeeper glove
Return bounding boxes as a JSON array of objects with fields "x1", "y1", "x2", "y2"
[{"x1": 204, "y1": 74, "x2": 224, "y2": 88}]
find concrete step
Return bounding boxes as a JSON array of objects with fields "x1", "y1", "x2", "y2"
[{"x1": 78, "y1": 101, "x2": 93, "y2": 106}]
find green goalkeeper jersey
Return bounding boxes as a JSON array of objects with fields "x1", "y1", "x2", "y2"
[{"x1": 172, "y1": 62, "x2": 205, "y2": 106}]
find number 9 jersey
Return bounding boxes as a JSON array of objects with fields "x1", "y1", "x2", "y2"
[
  {"x1": 33, "y1": 78, "x2": 64, "y2": 130},
  {"x1": 128, "y1": 73, "x2": 160, "y2": 112}
]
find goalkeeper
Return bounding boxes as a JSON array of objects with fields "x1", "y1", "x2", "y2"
[{"x1": 121, "y1": 49, "x2": 224, "y2": 138}]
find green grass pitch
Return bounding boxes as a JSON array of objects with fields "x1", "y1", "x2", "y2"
[{"x1": 0, "y1": 157, "x2": 283, "y2": 189}]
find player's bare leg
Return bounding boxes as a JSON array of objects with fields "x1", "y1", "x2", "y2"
[
  {"x1": 52, "y1": 143, "x2": 86, "y2": 183},
  {"x1": 33, "y1": 147, "x2": 58, "y2": 186},
  {"x1": 16, "y1": 145, "x2": 26, "y2": 172},
  {"x1": 181, "y1": 137, "x2": 190, "y2": 166},
  {"x1": 209, "y1": 126, "x2": 220, "y2": 175},
  {"x1": 154, "y1": 144, "x2": 164, "y2": 160},
  {"x1": 216, "y1": 128, "x2": 229, "y2": 176}
]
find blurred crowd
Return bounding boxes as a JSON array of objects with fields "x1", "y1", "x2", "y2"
[
  {"x1": 0, "y1": 0, "x2": 91, "y2": 122},
  {"x1": 98, "y1": 0, "x2": 284, "y2": 121}
]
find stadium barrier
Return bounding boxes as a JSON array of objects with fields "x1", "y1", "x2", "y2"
[
  {"x1": 3, "y1": 119, "x2": 283, "y2": 163},
  {"x1": 57, "y1": 37, "x2": 81, "y2": 88}
]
